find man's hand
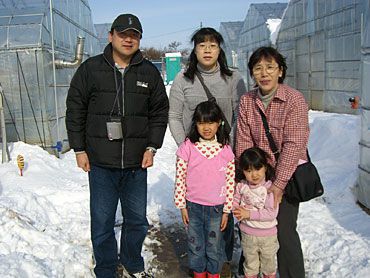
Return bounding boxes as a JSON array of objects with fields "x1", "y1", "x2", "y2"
[
  {"x1": 141, "y1": 150, "x2": 154, "y2": 168},
  {"x1": 76, "y1": 152, "x2": 90, "y2": 172},
  {"x1": 180, "y1": 208, "x2": 189, "y2": 226},
  {"x1": 268, "y1": 184, "x2": 284, "y2": 208},
  {"x1": 220, "y1": 213, "x2": 229, "y2": 231},
  {"x1": 232, "y1": 206, "x2": 250, "y2": 221}
]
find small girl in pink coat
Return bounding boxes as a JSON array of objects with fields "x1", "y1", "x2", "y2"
[{"x1": 233, "y1": 147, "x2": 279, "y2": 278}]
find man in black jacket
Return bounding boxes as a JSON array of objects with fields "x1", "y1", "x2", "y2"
[{"x1": 66, "y1": 14, "x2": 168, "y2": 278}]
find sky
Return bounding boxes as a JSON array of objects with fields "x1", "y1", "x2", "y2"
[
  {"x1": 0, "y1": 85, "x2": 370, "y2": 277},
  {"x1": 88, "y1": 0, "x2": 289, "y2": 49}
]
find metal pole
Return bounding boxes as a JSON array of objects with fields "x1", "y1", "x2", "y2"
[
  {"x1": 49, "y1": 0, "x2": 60, "y2": 146},
  {"x1": 0, "y1": 83, "x2": 10, "y2": 163}
]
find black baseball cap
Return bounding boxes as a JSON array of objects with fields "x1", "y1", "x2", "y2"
[{"x1": 111, "y1": 14, "x2": 143, "y2": 36}]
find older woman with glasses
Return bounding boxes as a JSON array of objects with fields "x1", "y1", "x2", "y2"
[
  {"x1": 235, "y1": 46, "x2": 309, "y2": 278},
  {"x1": 169, "y1": 27, "x2": 246, "y2": 277}
]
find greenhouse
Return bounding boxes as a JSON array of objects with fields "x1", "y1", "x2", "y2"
[
  {"x1": 358, "y1": 1, "x2": 370, "y2": 209},
  {"x1": 219, "y1": 21, "x2": 243, "y2": 68},
  {"x1": 0, "y1": 0, "x2": 99, "y2": 154},
  {"x1": 235, "y1": 3, "x2": 287, "y2": 89},
  {"x1": 276, "y1": 0, "x2": 366, "y2": 113},
  {"x1": 94, "y1": 23, "x2": 110, "y2": 53}
]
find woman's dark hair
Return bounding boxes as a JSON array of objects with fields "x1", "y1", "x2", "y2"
[
  {"x1": 184, "y1": 27, "x2": 232, "y2": 81},
  {"x1": 187, "y1": 101, "x2": 230, "y2": 146},
  {"x1": 248, "y1": 46, "x2": 287, "y2": 84},
  {"x1": 237, "y1": 147, "x2": 274, "y2": 182}
]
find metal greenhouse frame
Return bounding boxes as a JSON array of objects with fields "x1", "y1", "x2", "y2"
[
  {"x1": 219, "y1": 21, "x2": 243, "y2": 68},
  {"x1": 233, "y1": 3, "x2": 287, "y2": 90},
  {"x1": 277, "y1": 0, "x2": 366, "y2": 113},
  {"x1": 0, "y1": 0, "x2": 99, "y2": 154},
  {"x1": 357, "y1": 0, "x2": 370, "y2": 209}
]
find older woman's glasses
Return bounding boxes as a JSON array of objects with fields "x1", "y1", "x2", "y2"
[
  {"x1": 252, "y1": 65, "x2": 279, "y2": 75},
  {"x1": 197, "y1": 43, "x2": 219, "y2": 51}
]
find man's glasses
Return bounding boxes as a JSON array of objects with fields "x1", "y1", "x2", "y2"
[{"x1": 252, "y1": 65, "x2": 279, "y2": 75}]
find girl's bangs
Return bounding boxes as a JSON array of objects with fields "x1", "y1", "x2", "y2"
[
  {"x1": 196, "y1": 110, "x2": 219, "y2": 123},
  {"x1": 244, "y1": 162, "x2": 264, "y2": 171}
]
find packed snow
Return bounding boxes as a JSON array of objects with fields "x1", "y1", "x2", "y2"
[
  {"x1": 266, "y1": 18, "x2": 282, "y2": 45},
  {"x1": 1, "y1": 105, "x2": 370, "y2": 277}
]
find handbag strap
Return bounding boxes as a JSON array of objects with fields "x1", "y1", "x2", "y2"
[
  {"x1": 258, "y1": 107, "x2": 280, "y2": 161},
  {"x1": 195, "y1": 71, "x2": 231, "y2": 127},
  {"x1": 195, "y1": 71, "x2": 216, "y2": 102},
  {"x1": 257, "y1": 107, "x2": 311, "y2": 162}
]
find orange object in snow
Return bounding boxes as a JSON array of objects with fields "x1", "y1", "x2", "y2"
[{"x1": 17, "y1": 154, "x2": 24, "y2": 176}]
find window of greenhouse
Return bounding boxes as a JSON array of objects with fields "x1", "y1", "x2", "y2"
[
  {"x1": 10, "y1": 14, "x2": 43, "y2": 25},
  {"x1": 8, "y1": 24, "x2": 41, "y2": 46}
]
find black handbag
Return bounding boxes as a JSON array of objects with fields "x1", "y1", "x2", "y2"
[
  {"x1": 258, "y1": 108, "x2": 324, "y2": 202},
  {"x1": 285, "y1": 159, "x2": 324, "y2": 202},
  {"x1": 195, "y1": 71, "x2": 232, "y2": 134}
]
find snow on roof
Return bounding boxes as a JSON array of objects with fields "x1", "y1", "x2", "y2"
[{"x1": 266, "y1": 18, "x2": 282, "y2": 45}]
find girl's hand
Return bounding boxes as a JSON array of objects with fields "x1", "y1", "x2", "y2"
[
  {"x1": 232, "y1": 207, "x2": 250, "y2": 221},
  {"x1": 220, "y1": 213, "x2": 229, "y2": 231},
  {"x1": 180, "y1": 208, "x2": 189, "y2": 226},
  {"x1": 268, "y1": 185, "x2": 284, "y2": 208}
]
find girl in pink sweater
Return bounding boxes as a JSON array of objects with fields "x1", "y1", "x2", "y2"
[
  {"x1": 233, "y1": 147, "x2": 279, "y2": 278},
  {"x1": 174, "y1": 101, "x2": 235, "y2": 278}
]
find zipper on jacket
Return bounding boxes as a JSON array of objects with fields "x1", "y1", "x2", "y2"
[
  {"x1": 103, "y1": 51, "x2": 144, "y2": 169},
  {"x1": 120, "y1": 68, "x2": 126, "y2": 169},
  {"x1": 117, "y1": 61, "x2": 142, "y2": 169}
]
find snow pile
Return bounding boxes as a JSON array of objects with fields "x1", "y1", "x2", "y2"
[
  {"x1": 0, "y1": 110, "x2": 369, "y2": 277},
  {"x1": 0, "y1": 144, "x2": 92, "y2": 277}
]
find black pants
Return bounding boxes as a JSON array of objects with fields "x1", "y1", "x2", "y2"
[
  {"x1": 277, "y1": 197, "x2": 305, "y2": 278},
  {"x1": 224, "y1": 213, "x2": 234, "y2": 261}
]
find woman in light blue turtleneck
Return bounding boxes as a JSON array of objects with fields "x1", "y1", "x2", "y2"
[{"x1": 169, "y1": 27, "x2": 246, "y2": 146}]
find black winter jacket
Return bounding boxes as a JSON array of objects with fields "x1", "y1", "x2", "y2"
[{"x1": 66, "y1": 44, "x2": 169, "y2": 168}]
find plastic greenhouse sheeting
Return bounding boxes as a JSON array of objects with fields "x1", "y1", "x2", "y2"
[
  {"x1": 219, "y1": 21, "x2": 243, "y2": 67},
  {"x1": 0, "y1": 0, "x2": 99, "y2": 154},
  {"x1": 95, "y1": 23, "x2": 111, "y2": 53},
  {"x1": 357, "y1": 0, "x2": 370, "y2": 209},
  {"x1": 235, "y1": 3, "x2": 287, "y2": 90},
  {"x1": 276, "y1": 0, "x2": 366, "y2": 114}
]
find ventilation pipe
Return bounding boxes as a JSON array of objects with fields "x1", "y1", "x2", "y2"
[{"x1": 55, "y1": 36, "x2": 85, "y2": 68}]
